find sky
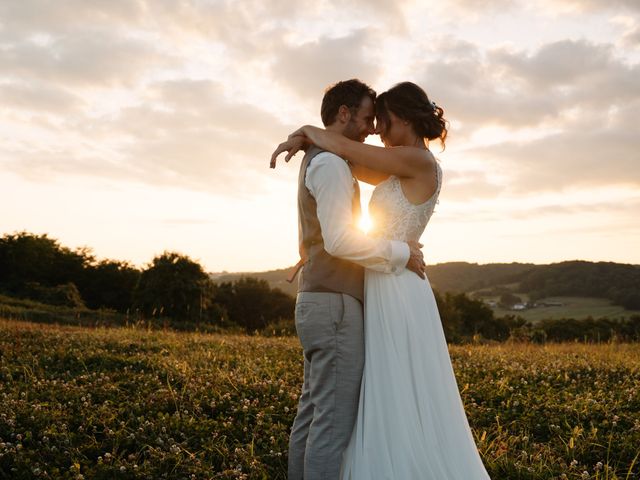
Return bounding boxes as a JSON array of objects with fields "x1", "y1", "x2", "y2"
[{"x1": 1, "y1": 0, "x2": 639, "y2": 273}]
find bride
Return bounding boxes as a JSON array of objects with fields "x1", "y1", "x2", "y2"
[{"x1": 275, "y1": 81, "x2": 491, "y2": 479}]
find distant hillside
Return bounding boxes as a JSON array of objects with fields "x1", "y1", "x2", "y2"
[
  {"x1": 211, "y1": 260, "x2": 640, "y2": 313},
  {"x1": 210, "y1": 262, "x2": 540, "y2": 297},
  {"x1": 519, "y1": 261, "x2": 640, "y2": 309},
  {"x1": 212, "y1": 267, "x2": 299, "y2": 297},
  {"x1": 424, "y1": 262, "x2": 538, "y2": 293}
]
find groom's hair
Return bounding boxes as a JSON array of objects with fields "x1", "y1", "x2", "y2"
[{"x1": 321, "y1": 79, "x2": 376, "y2": 127}]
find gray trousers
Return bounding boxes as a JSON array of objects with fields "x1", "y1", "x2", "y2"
[{"x1": 288, "y1": 292, "x2": 364, "y2": 480}]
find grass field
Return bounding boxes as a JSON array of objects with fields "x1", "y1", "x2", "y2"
[
  {"x1": 489, "y1": 296, "x2": 640, "y2": 323},
  {"x1": 1, "y1": 319, "x2": 639, "y2": 479}
]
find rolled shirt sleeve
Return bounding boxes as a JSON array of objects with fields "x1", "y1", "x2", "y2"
[{"x1": 305, "y1": 152, "x2": 410, "y2": 274}]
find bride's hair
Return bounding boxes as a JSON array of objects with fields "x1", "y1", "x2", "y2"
[{"x1": 376, "y1": 82, "x2": 448, "y2": 149}]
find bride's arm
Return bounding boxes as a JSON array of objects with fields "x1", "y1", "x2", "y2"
[
  {"x1": 269, "y1": 135, "x2": 390, "y2": 185},
  {"x1": 292, "y1": 125, "x2": 430, "y2": 178},
  {"x1": 350, "y1": 164, "x2": 390, "y2": 186}
]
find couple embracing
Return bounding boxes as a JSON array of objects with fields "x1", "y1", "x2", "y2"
[{"x1": 270, "y1": 79, "x2": 491, "y2": 480}]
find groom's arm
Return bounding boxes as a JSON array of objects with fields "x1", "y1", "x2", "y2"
[{"x1": 306, "y1": 152, "x2": 411, "y2": 274}]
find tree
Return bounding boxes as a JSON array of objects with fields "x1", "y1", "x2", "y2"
[
  {"x1": 23, "y1": 282, "x2": 86, "y2": 308},
  {"x1": 211, "y1": 277, "x2": 295, "y2": 333},
  {"x1": 134, "y1": 252, "x2": 210, "y2": 321},
  {"x1": 0, "y1": 232, "x2": 90, "y2": 296},
  {"x1": 435, "y1": 290, "x2": 500, "y2": 343},
  {"x1": 81, "y1": 260, "x2": 141, "y2": 312},
  {"x1": 268, "y1": 288, "x2": 296, "y2": 323}
]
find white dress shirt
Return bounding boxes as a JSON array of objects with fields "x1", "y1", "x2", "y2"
[{"x1": 305, "y1": 152, "x2": 410, "y2": 274}]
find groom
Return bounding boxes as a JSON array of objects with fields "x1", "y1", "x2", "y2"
[{"x1": 272, "y1": 79, "x2": 425, "y2": 479}]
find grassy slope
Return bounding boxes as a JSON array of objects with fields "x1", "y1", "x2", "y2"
[
  {"x1": 1, "y1": 319, "x2": 639, "y2": 479},
  {"x1": 490, "y1": 296, "x2": 640, "y2": 322}
]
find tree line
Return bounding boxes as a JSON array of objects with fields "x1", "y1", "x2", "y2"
[
  {"x1": 434, "y1": 291, "x2": 640, "y2": 343},
  {"x1": 1, "y1": 232, "x2": 639, "y2": 342},
  {"x1": 0, "y1": 232, "x2": 293, "y2": 333}
]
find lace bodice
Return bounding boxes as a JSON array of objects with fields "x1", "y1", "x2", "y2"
[{"x1": 368, "y1": 162, "x2": 442, "y2": 243}]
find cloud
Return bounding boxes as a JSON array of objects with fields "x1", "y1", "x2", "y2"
[
  {"x1": 0, "y1": 28, "x2": 170, "y2": 87},
  {"x1": 1, "y1": 79, "x2": 291, "y2": 195},
  {"x1": 0, "y1": 0, "x2": 144, "y2": 35},
  {"x1": 405, "y1": 37, "x2": 640, "y2": 197},
  {"x1": 1, "y1": 0, "x2": 638, "y2": 203},
  {"x1": 473, "y1": 121, "x2": 640, "y2": 192},
  {"x1": 444, "y1": 0, "x2": 521, "y2": 13},
  {"x1": 439, "y1": 169, "x2": 504, "y2": 201},
  {"x1": 449, "y1": 0, "x2": 640, "y2": 14},
  {"x1": 622, "y1": 24, "x2": 640, "y2": 48},
  {"x1": 418, "y1": 38, "x2": 640, "y2": 137},
  {"x1": 415, "y1": 42, "x2": 555, "y2": 136},
  {"x1": 489, "y1": 40, "x2": 640, "y2": 105},
  {"x1": 0, "y1": 81, "x2": 83, "y2": 113},
  {"x1": 0, "y1": 148, "x2": 128, "y2": 183},
  {"x1": 438, "y1": 194, "x2": 640, "y2": 225},
  {"x1": 271, "y1": 29, "x2": 382, "y2": 101},
  {"x1": 547, "y1": 0, "x2": 640, "y2": 13}
]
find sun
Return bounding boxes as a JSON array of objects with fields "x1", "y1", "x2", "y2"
[{"x1": 358, "y1": 211, "x2": 374, "y2": 234}]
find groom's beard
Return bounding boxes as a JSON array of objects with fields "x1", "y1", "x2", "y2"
[{"x1": 344, "y1": 120, "x2": 366, "y2": 143}]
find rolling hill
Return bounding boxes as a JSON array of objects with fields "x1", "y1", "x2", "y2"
[{"x1": 211, "y1": 260, "x2": 640, "y2": 320}]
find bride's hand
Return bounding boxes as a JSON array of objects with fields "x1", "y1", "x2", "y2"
[{"x1": 270, "y1": 135, "x2": 308, "y2": 169}]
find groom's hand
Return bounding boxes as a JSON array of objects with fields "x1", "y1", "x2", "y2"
[{"x1": 406, "y1": 240, "x2": 426, "y2": 279}]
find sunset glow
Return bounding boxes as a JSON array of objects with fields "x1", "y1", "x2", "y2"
[
  {"x1": 358, "y1": 210, "x2": 374, "y2": 234},
  {"x1": 0, "y1": 1, "x2": 638, "y2": 272}
]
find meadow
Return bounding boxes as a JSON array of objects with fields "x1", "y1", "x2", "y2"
[
  {"x1": 0, "y1": 319, "x2": 639, "y2": 479},
  {"x1": 491, "y1": 296, "x2": 640, "y2": 323}
]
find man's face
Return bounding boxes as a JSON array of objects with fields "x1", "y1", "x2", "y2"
[{"x1": 343, "y1": 96, "x2": 375, "y2": 143}]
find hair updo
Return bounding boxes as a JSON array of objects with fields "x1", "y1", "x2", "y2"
[{"x1": 375, "y1": 82, "x2": 448, "y2": 149}]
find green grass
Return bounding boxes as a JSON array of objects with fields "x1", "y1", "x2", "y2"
[
  {"x1": 490, "y1": 296, "x2": 640, "y2": 323},
  {"x1": 1, "y1": 319, "x2": 639, "y2": 479}
]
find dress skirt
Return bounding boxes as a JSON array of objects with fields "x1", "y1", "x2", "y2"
[{"x1": 339, "y1": 269, "x2": 492, "y2": 479}]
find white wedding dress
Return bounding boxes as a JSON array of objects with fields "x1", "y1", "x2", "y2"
[{"x1": 340, "y1": 163, "x2": 491, "y2": 479}]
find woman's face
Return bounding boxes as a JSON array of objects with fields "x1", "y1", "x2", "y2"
[{"x1": 375, "y1": 110, "x2": 406, "y2": 147}]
